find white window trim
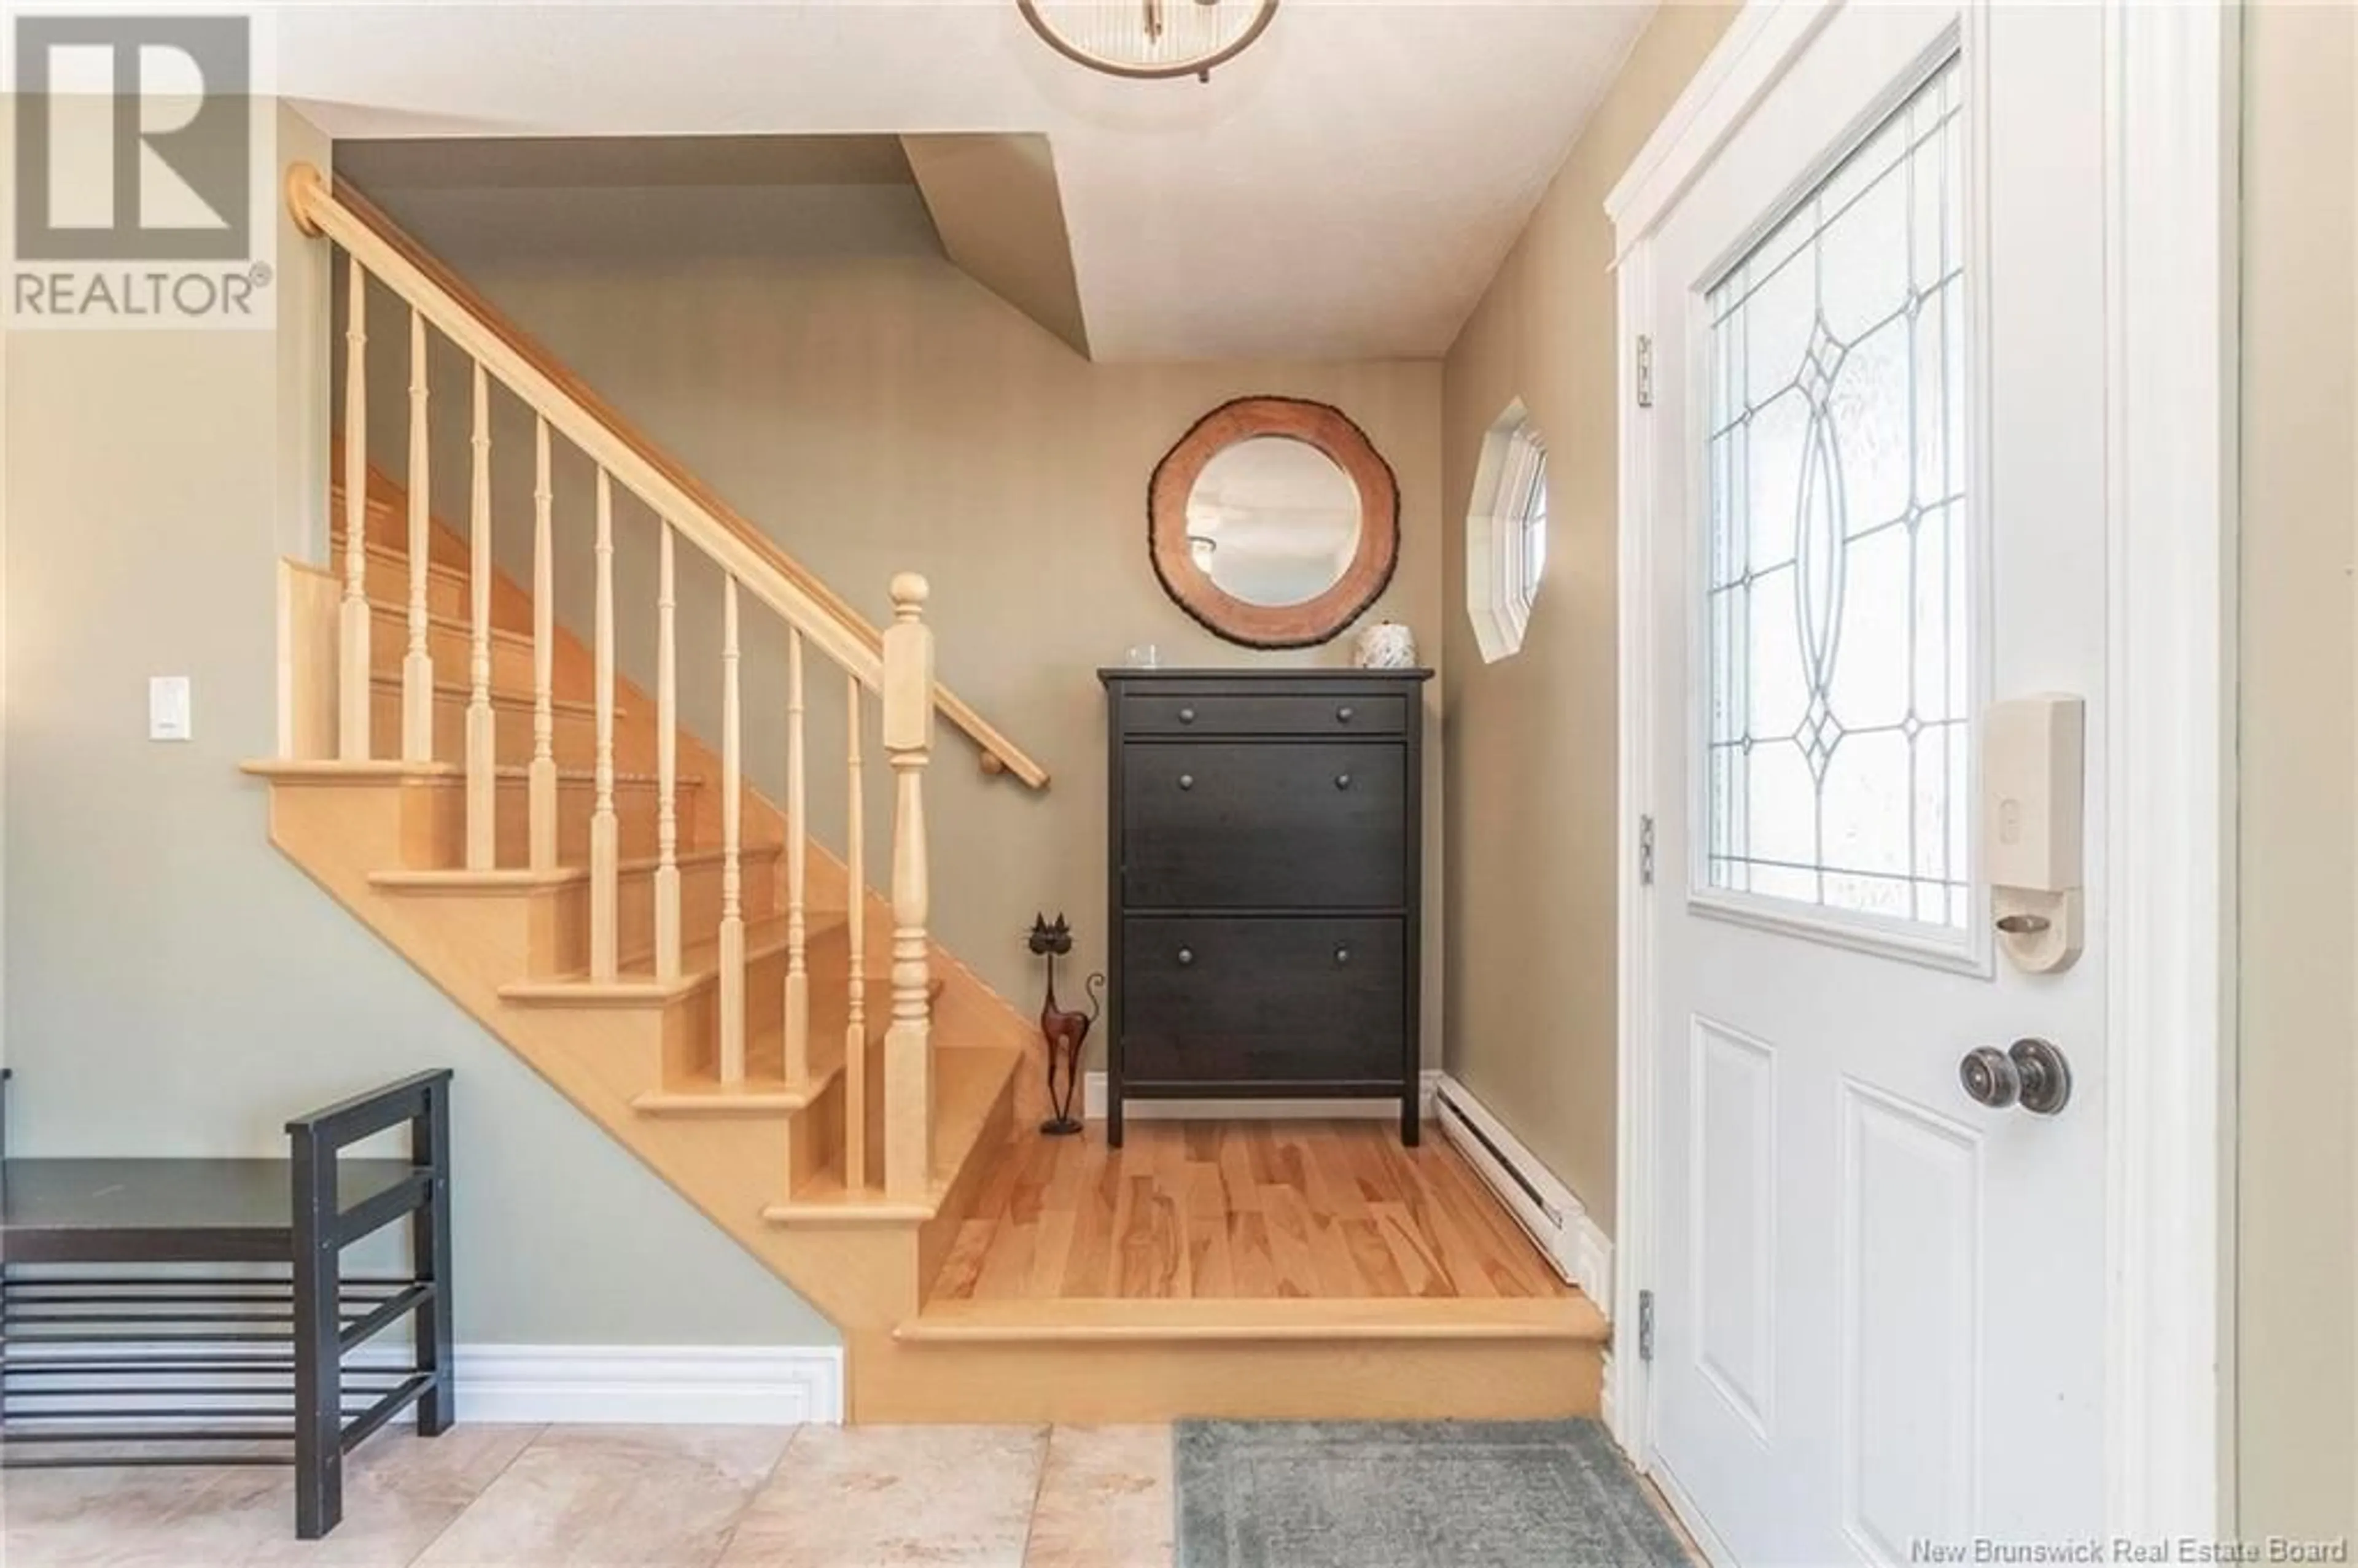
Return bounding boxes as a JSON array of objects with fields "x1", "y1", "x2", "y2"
[
  {"x1": 1603, "y1": 0, "x2": 2238, "y2": 1545},
  {"x1": 1465, "y1": 403, "x2": 1549, "y2": 662}
]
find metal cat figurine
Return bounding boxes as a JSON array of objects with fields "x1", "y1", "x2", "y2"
[{"x1": 1027, "y1": 913, "x2": 1104, "y2": 1136}]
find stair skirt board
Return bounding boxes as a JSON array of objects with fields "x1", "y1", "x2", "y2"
[
  {"x1": 1431, "y1": 1076, "x2": 1614, "y2": 1313},
  {"x1": 1082, "y1": 1069, "x2": 1443, "y2": 1124},
  {"x1": 23, "y1": 1344, "x2": 844, "y2": 1427}
]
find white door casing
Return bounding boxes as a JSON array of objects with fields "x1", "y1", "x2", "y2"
[{"x1": 1605, "y1": 0, "x2": 2235, "y2": 1559}]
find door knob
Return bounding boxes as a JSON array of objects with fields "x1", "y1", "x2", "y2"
[
  {"x1": 1178, "y1": 773, "x2": 1195, "y2": 791},
  {"x1": 1177, "y1": 947, "x2": 1196, "y2": 967},
  {"x1": 1959, "y1": 1037, "x2": 2073, "y2": 1116}
]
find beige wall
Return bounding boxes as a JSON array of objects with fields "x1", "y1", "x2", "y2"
[
  {"x1": 351, "y1": 179, "x2": 1447, "y2": 1068},
  {"x1": 2237, "y1": 1, "x2": 2358, "y2": 1538},
  {"x1": 1437, "y1": 3, "x2": 1735, "y2": 1229},
  {"x1": 1, "y1": 104, "x2": 830, "y2": 1347}
]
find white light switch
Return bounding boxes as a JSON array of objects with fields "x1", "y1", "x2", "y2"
[{"x1": 149, "y1": 676, "x2": 192, "y2": 741}]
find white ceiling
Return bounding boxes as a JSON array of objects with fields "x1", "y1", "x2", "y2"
[{"x1": 276, "y1": 1, "x2": 1656, "y2": 361}]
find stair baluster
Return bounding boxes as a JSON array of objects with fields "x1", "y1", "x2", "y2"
[
  {"x1": 784, "y1": 629, "x2": 809, "y2": 1086},
  {"x1": 402, "y1": 308, "x2": 434, "y2": 763},
  {"x1": 882, "y1": 574, "x2": 935, "y2": 1200},
  {"x1": 338, "y1": 258, "x2": 371, "y2": 762},
  {"x1": 845, "y1": 673, "x2": 868, "y2": 1192},
  {"x1": 718, "y1": 576, "x2": 747, "y2": 1083},
  {"x1": 464, "y1": 362, "x2": 496, "y2": 870},
  {"x1": 655, "y1": 522, "x2": 682, "y2": 982},
  {"x1": 527, "y1": 417, "x2": 558, "y2": 872},
  {"x1": 590, "y1": 470, "x2": 620, "y2": 980}
]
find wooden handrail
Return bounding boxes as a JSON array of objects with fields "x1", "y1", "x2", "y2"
[{"x1": 285, "y1": 161, "x2": 1049, "y2": 790}]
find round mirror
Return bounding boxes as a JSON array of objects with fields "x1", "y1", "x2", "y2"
[
  {"x1": 1148, "y1": 398, "x2": 1399, "y2": 648},
  {"x1": 1187, "y1": 437, "x2": 1363, "y2": 608}
]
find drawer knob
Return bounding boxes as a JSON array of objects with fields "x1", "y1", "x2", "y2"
[
  {"x1": 1177, "y1": 947, "x2": 1196, "y2": 967},
  {"x1": 1178, "y1": 706, "x2": 1197, "y2": 724},
  {"x1": 1337, "y1": 705, "x2": 1355, "y2": 723},
  {"x1": 1334, "y1": 772, "x2": 1353, "y2": 791},
  {"x1": 1334, "y1": 944, "x2": 1352, "y2": 966},
  {"x1": 1178, "y1": 773, "x2": 1196, "y2": 792}
]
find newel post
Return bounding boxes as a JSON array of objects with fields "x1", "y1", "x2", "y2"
[{"x1": 882, "y1": 573, "x2": 935, "y2": 1201}]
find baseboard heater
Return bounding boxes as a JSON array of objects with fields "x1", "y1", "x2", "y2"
[{"x1": 1433, "y1": 1079, "x2": 1600, "y2": 1300}]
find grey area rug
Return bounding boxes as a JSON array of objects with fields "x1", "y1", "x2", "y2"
[{"x1": 1175, "y1": 1419, "x2": 1692, "y2": 1568}]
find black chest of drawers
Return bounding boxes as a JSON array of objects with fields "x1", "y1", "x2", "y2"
[{"x1": 1099, "y1": 668, "x2": 1431, "y2": 1146}]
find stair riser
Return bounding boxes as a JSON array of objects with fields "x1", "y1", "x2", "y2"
[
  {"x1": 367, "y1": 604, "x2": 587, "y2": 704},
  {"x1": 407, "y1": 775, "x2": 707, "y2": 870},
  {"x1": 267, "y1": 774, "x2": 461, "y2": 879},
  {"x1": 658, "y1": 936, "x2": 877, "y2": 1086},
  {"x1": 531, "y1": 850, "x2": 785, "y2": 979},
  {"x1": 685, "y1": 941, "x2": 792, "y2": 1077},
  {"x1": 329, "y1": 495, "x2": 411, "y2": 555},
  {"x1": 360, "y1": 551, "x2": 468, "y2": 624},
  {"x1": 637, "y1": 999, "x2": 844, "y2": 1193},
  {"x1": 370, "y1": 685, "x2": 601, "y2": 770},
  {"x1": 845, "y1": 1336, "x2": 1603, "y2": 1424},
  {"x1": 793, "y1": 1071, "x2": 846, "y2": 1193},
  {"x1": 357, "y1": 551, "x2": 535, "y2": 638}
]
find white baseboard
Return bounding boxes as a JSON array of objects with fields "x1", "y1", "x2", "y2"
[
  {"x1": 1083, "y1": 1069, "x2": 1441, "y2": 1122},
  {"x1": 445, "y1": 1345, "x2": 842, "y2": 1425},
  {"x1": 1432, "y1": 1076, "x2": 1613, "y2": 1313},
  {"x1": 9, "y1": 1343, "x2": 844, "y2": 1427}
]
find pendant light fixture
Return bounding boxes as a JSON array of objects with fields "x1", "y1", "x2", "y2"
[{"x1": 1018, "y1": 0, "x2": 1278, "y2": 82}]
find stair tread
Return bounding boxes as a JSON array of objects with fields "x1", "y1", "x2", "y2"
[
  {"x1": 497, "y1": 909, "x2": 855, "y2": 1003},
  {"x1": 243, "y1": 758, "x2": 454, "y2": 781},
  {"x1": 244, "y1": 758, "x2": 696, "y2": 787},
  {"x1": 369, "y1": 841, "x2": 787, "y2": 893},
  {"x1": 369, "y1": 600, "x2": 536, "y2": 648},
  {"x1": 483, "y1": 763, "x2": 700, "y2": 786},
  {"x1": 367, "y1": 672, "x2": 602, "y2": 715},
  {"x1": 763, "y1": 1044, "x2": 1020, "y2": 1225},
  {"x1": 632, "y1": 1079, "x2": 819, "y2": 1115}
]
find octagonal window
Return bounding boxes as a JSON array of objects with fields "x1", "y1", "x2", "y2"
[{"x1": 1467, "y1": 403, "x2": 1549, "y2": 661}]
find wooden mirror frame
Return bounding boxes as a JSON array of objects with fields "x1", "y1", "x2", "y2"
[{"x1": 1148, "y1": 397, "x2": 1401, "y2": 650}]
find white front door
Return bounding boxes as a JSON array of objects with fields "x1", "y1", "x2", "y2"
[{"x1": 1639, "y1": 4, "x2": 2109, "y2": 1562}]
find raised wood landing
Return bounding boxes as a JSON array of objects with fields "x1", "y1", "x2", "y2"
[
  {"x1": 855, "y1": 1122, "x2": 1609, "y2": 1424},
  {"x1": 930, "y1": 1121, "x2": 1576, "y2": 1302}
]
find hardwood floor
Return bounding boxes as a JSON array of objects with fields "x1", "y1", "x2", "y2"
[{"x1": 927, "y1": 1121, "x2": 1573, "y2": 1303}]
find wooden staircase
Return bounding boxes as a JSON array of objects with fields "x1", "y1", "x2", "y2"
[
  {"x1": 247, "y1": 162, "x2": 1606, "y2": 1424},
  {"x1": 253, "y1": 463, "x2": 1038, "y2": 1392}
]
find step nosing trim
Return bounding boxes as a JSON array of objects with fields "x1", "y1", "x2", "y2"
[
  {"x1": 364, "y1": 675, "x2": 601, "y2": 713},
  {"x1": 370, "y1": 844, "x2": 792, "y2": 893},
  {"x1": 496, "y1": 917, "x2": 851, "y2": 1001},
  {"x1": 631, "y1": 1087, "x2": 824, "y2": 1116},
  {"x1": 892, "y1": 1305, "x2": 1609, "y2": 1345},
  {"x1": 761, "y1": 1193, "x2": 941, "y2": 1227},
  {"x1": 366, "y1": 602, "x2": 536, "y2": 646}
]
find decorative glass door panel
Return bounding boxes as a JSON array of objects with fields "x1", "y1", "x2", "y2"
[{"x1": 1702, "y1": 56, "x2": 1971, "y2": 936}]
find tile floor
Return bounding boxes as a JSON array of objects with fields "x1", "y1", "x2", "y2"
[{"x1": 0, "y1": 1423, "x2": 1176, "y2": 1568}]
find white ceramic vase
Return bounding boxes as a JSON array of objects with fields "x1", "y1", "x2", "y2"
[{"x1": 1352, "y1": 620, "x2": 1418, "y2": 670}]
